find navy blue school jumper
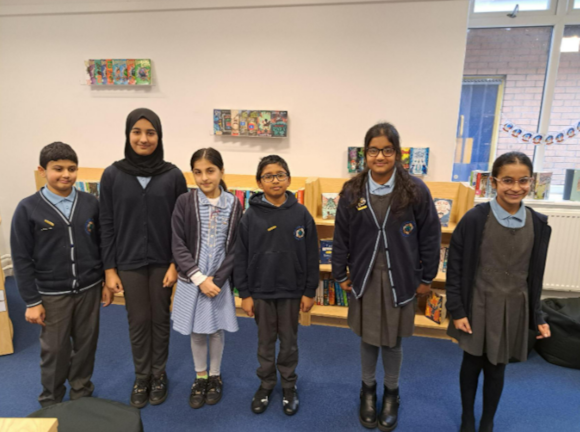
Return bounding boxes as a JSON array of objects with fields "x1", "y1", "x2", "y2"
[{"x1": 11, "y1": 189, "x2": 103, "y2": 406}]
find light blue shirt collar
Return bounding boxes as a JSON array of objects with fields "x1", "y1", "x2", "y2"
[
  {"x1": 198, "y1": 186, "x2": 230, "y2": 209},
  {"x1": 368, "y1": 169, "x2": 396, "y2": 196},
  {"x1": 262, "y1": 193, "x2": 287, "y2": 207},
  {"x1": 42, "y1": 186, "x2": 76, "y2": 204},
  {"x1": 490, "y1": 197, "x2": 526, "y2": 228}
]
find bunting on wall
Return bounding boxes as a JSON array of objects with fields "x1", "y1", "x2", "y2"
[{"x1": 500, "y1": 119, "x2": 580, "y2": 145}]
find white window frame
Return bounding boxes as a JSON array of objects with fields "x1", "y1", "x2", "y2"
[{"x1": 469, "y1": 0, "x2": 580, "y2": 194}]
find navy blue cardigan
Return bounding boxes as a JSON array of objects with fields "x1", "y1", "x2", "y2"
[
  {"x1": 332, "y1": 176, "x2": 441, "y2": 307},
  {"x1": 11, "y1": 190, "x2": 103, "y2": 307},
  {"x1": 445, "y1": 202, "x2": 551, "y2": 331}
]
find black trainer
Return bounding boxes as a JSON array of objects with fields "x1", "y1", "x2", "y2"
[
  {"x1": 130, "y1": 378, "x2": 150, "y2": 409},
  {"x1": 150, "y1": 373, "x2": 168, "y2": 406},
  {"x1": 251, "y1": 386, "x2": 273, "y2": 414},
  {"x1": 282, "y1": 386, "x2": 299, "y2": 416},
  {"x1": 206, "y1": 375, "x2": 223, "y2": 405},
  {"x1": 189, "y1": 377, "x2": 208, "y2": 409}
]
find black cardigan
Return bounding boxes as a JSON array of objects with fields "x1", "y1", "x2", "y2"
[
  {"x1": 445, "y1": 202, "x2": 551, "y2": 331},
  {"x1": 99, "y1": 165, "x2": 188, "y2": 271},
  {"x1": 332, "y1": 176, "x2": 441, "y2": 307}
]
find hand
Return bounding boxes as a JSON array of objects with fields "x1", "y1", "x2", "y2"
[
  {"x1": 25, "y1": 304, "x2": 46, "y2": 327},
  {"x1": 454, "y1": 317, "x2": 472, "y2": 334},
  {"x1": 340, "y1": 279, "x2": 352, "y2": 292},
  {"x1": 241, "y1": 297, "x2": 254, "y2": 317},
  {"x1": 416, "y1": 283, "x2": 431, "y2": 297},
  {"x1": 105, "y1": 269, "x2": 123, "y2": 293},
  {"x1": 199, "y1": 277, "x2": 221, "y2": 298},
  {"x1": 101, "y1": 286, "x2": 113, "y2": 307},
  {"x1": 163, "y1": 264, "x2": 178, "y2": 288},
  {"x1": 536, "y1": 323, "x2": 551, "y2": 339},
  {"x1": 301, "y1": 295, "x2": 315, "y2": 313}
]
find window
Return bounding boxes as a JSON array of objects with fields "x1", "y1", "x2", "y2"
[
  {"x1": 474, "y1": 0, "x2": 551, "y2": 13},
  {"x1": 575, "y1": 0, "x2": 580, "y2": 9},
  {"x1": 543, "y1": 25, "x2": 580, "y2": 185},
  {"x1": 453, "y1": 27, "x2": 552, "y2": 181}
]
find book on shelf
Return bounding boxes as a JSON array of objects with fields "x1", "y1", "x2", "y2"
[
  {"x1": 401, "y1": 148, "x2": 410, "y2": 170},
  {"x1": 434, "y1": 198, "x2": 453, "y2": 228},
  {"x1": 563, "y1": 169, "x2": 580, "y2": 202},
  {"x1": 532, "y1": 171, "x2": 552, "y2": 200},
  {"x1": 348, "y1": 147, "x2": 359, "y2": 174},
  {"x1": 227, "y1": 187, "x2": 304, "y2": 210},
  {"x1": 316, "y1": 277, "x2": 349, "y2": 307},
  {"x1": 113, "y1": 59, "x2": 127, "y2": 85},
  {"x1": 320, "y1": 239, "x2": 333, "y2": 265},
  {"x1": 271, "y1": 111, "x2": 288, "y2": 137},
  {"x1": 425, "y1": 289, "x2": 447, "y2": 324},
  {"x1": 75, "y1": 181, "x2": 100, "y2": 200},
  {"x1": 322, "y1": 193, "x2": 340, "y2": 220},
  {"x1": 409, "y1": 148, "x2": 429, "y2": 176},
  {"x1": 135, "y1": 59, "x2": 152, "y2": 85},
  {"x1": 439, "y1": 246, "x2": 449, "y2": 273}
]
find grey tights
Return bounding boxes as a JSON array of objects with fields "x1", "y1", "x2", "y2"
[
  {"x1": 190, "y1": 330, "x2": 225, "y2": 376},
  {"x1": 361, "y1": 338, "x2": 403, "y2": 390}
]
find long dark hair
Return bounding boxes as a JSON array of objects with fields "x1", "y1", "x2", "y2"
[
  {"x1": 340, "y1": 123, "x2": 418, "y2": 216},
  {"x1": 491, "y1": 151, "x2": 533, "y2": 179},
  {"x1": 190, "y1": 147, "x2": 227, "y2": 190}
]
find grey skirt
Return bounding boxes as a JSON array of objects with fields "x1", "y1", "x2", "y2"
[{"x1": 348, "y1": 254, "x2": 415, "y2": 348}]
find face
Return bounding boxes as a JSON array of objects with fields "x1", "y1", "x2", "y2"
[
  {"x1": 193, "y1": 158, "x2": 224, "y2": 196},
  {"x1": 492, "y1": 162, "x2": 532, "y2": 207},
  {"x1": 39, "y1": 160, "x2": 78, "y2": 195},
  {"x1": 366, "y1": 136, "x2": 397, "y2": 176},
  {"x1": 257, "y1": 163, "x2": 291, "y2": 200},
  {"x1": 130, "y1": 118, "x2": 159, "y2": 156}
]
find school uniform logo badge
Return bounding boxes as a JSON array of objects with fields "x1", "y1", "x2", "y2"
[
  {"x1": 401, "y1": 221, "x2": 414, "y2": 237},
  {"x1": 85, "y1": 218, "x2": 95, "y2": 235},
  {"x1": 294, "y1": 226, "x2": 305, "y2": 240},
  {"x1": 357, "y1": 197, "x2": 367, "y2": 211}
]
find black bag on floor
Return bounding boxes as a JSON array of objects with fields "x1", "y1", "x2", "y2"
[
  {"x1": 535, "y1": 298, "x2": 580, "y2": 370},
  {"x1": 28, "y1": 397, "x2": 144, "y2": 432}
]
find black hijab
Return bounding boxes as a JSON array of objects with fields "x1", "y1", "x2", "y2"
[{"x1": 113, "y1": 108, "x2": 177, "y2": 177}]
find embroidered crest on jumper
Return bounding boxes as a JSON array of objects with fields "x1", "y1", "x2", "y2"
[
  {"x1": 294, "y1": 226, "x2": 305, "y2": 240},
  {"x1": 85, "y1": 218, "x2": 95, "y2": 235},
  {"x1": 401, "y1": 221, "x2": 414, "y2": 237},
  {"x1": 357, "y1": 197, "x2": 367, "y2": 211}
]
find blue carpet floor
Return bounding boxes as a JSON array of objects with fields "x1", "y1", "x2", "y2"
[{"x1": 1, "y1": 276, "x2": 579, "y2": 431}]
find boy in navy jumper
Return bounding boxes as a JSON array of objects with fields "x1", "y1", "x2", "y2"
[
  {"x1": 11, "y1": 142, "x2": 111, "y2": 407},
  {"x1": 234, "y1": 155, "x2": 319, "y2": 416}
]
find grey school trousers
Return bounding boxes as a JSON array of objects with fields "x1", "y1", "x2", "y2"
[
  {"x1": 253, "y1": 298, "x2": 301, "y2": 389},
  {"x1": 39, "y1": 286, "x2": 101, "y2": 407}
]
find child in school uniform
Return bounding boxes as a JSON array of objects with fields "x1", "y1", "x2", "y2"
[
  {"x1": 446, "y1": 152, "x2": 552, "y2": 432},
  {"x1": 171, "y1": 148, "x2": 243, "y2": 409},
  {"x1": 332, "y1": 123, "x2": 441, "y2": 432},
  {"x1": 234, "y1": 155, "x2": 319, "y2": 416},
  {"x1": 11, "y1": 142, "x2": 111, "y2": 407},
  {"x1": 100, "y1": 108, "x2": 188, "y2": 408}
]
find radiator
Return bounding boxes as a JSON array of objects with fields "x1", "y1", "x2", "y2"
[{"x1": 543, "y1": 210, "x2": 580, "y2": 292}]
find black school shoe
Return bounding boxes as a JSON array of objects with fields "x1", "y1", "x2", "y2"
[
  {"x1": 282, "y1": 386, "x2": 299, "y2": 416},
  {"x1": 206, "y1": 375, "x2": 223, "y2": 405},
  {"x1": 150, "y1": 373, "x2": 168, "y2": 405},
  {"x1": 378, "y1": 386, "x2": 400, "y2": 432},
  {"x1": 189, "y1": 378, "x2": 208, "y2": 409},
  {"x1": 130, "y1": 378, "x2": 150, "y2": 409},
  {"x1": 251, "y1": 386, "x2": 273, "y2": 414},
  {"x1": 360, "y1": 382, "x2": 378, "y2": 428}
]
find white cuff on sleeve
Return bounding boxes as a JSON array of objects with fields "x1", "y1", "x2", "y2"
[{"x1": 191, "y1": 271, "x2": 208, "y2": 286}]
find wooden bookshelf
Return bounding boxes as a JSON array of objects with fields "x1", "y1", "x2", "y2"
[{"x1": 304, "y1": 176, "x2": 474, "y2": 339}]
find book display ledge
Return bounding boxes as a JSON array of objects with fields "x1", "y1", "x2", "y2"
[{"x1": 34, "y1": 170, "x2": 475, "y2": 340}]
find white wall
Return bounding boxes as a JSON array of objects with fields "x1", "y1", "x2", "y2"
[{"x1": 0, "y1": 0, "x2": 469, "y2": 254}]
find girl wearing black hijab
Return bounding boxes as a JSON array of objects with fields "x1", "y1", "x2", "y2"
[{"x1": 100, "y1": 108, "x2": 188, "y2": 408}]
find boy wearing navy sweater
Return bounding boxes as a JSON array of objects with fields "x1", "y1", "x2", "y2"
[
  {"x1": 234, "y1": 155, "x2": 319, "y2": 416},
  {"x1": 11, "y1": 142, "x2": 111, "y2": 407}
]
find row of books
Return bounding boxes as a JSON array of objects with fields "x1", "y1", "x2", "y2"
[
  {"x1": 316, "y1": 278, "x2": 349, "y2": 307},
  {"x1": 439, "y1": 246, "x2": 449, "y2": 274},
  {"x1": 214, "y1": 110, "x2": 288, "y2": 138},
  {"x1": 348, "y1": 147, "x2": 430, "y2": 176},
  {"x1": 470, "y1": 170, "x2": 553, "y2": 200},
  {"x1": 229, "y1": 187, "x2": 305, "y2": 209},
  {"x1": 85, "y1": 59, "x2": 151, "y2": 85}
]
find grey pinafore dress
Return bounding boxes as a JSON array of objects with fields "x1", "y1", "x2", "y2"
[
  {"x1": 447, "y1": 208, "x2": 533, "y2": 365},
  {"x1": 348, "y1": 193, "x2": 416, "y2": 348}
]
